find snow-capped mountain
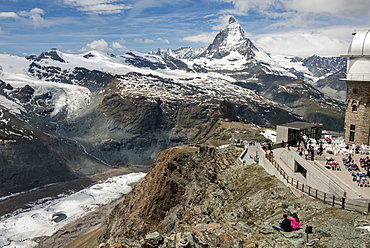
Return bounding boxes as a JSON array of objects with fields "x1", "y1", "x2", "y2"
[
  {"x1": 150, "y1": 16, "x2": 347, "y2": 85},
  {"x1": 200, "y1": 16, "x2": 262, "y2": 59},
  {"x1": 0, "y1": 15, "x2": 346, "y2": 196}
]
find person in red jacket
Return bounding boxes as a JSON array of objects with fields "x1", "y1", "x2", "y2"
[{"x1": 289, "y1": 213, "x2": 300, "y2": 230}]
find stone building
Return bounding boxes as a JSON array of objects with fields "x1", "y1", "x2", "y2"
[{"x1": 341, "y1": 30, "x2": 370, "y2": 145}]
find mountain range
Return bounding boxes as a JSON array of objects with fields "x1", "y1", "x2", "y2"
[{"x1": 0, "y1": 16, "x2": 347, "y2": 195}]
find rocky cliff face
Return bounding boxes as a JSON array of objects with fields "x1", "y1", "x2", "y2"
[{"x1": 100, "y1": 145, "x2": 242, "y2": 241}]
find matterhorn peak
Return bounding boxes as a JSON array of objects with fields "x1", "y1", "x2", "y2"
[
  {"x1": 199, "y1": 16, "x2": 259, "y2": 59},
  {"x1": 228, "y1": 15, "x2": 238, "y2": 24}
]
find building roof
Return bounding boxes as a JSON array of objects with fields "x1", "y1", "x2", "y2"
[
  {"x1": 345, "y1": 29, "x2": 370, "y2": 57},
  {"x1": 277, "y1": 121, "x2": 322, "y2": 130}
]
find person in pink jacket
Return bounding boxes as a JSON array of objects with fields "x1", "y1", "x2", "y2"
[{"x1": 289, "y1": 213, "x2": 300, "y2": 230}]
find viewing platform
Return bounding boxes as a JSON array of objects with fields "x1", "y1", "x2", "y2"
[{"x1": 239, "y1": 142, "x2": 370, "y2": 213}]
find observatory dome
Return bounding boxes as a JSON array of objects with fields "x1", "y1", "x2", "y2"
[
  {"x1": 342, "y1": 29, "x2": 370, "y2": 80},
  {"x1": 347, "y1": 29, "x2": 370, "y2": 56}
]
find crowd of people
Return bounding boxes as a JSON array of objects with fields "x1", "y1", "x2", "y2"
[
  {"x1": 343, "y1": 155, "x2": 370, "y2": 187},
  {"x1": 326, "y1": 157, "x2": 340, "y2": 170}
]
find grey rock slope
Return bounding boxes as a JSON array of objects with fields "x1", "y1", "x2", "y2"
[
  {"x1": 0, "y1": 107, "x2": 109, "y2": 197},
  {"x1": 315, "y1": 67, "x2": 347, "y2": 102}
]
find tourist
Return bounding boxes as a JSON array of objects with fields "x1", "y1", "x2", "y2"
[
  {"x1": 289, "y1": 213, "x2": 300, "y2": 230},
  {"x1": 268, "y1": 151, "x2": 274, "y2": 158},
  {"x1": 310, "y1": 146, "x2": 315, "y2": 161},
  {"x1": 318, "y1": 145, "x2": 323, "y2": 156},
  {"x1": 273, "y1": 213, "x2": 293, "y2": 232},
  {"x1": 304, "y1": 150, "x2": 309, "y2": 160}
]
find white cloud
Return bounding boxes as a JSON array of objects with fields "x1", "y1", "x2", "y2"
[
  {"x1": 111, "y1": 41, "x2": 124, "y2": 49},
  {"x1": 227, "y1": 0, "x2": 278, "y2": 12},
  {"x1": 111, "y1": 41, "x2": 129, "y2": 52},
  {"x1": 63, "y1": 0, "x2": 132, "y2": 14},
  {"x1": 215, "y1": 0, "x2": 370, "y2": 30},
  {"x1": 216, "y1": 0, "x2": 370, "y2": 16},
  {"x1": 211, "y1": 14, "x2": 234, "y2": 30},
  {"x1": 267, "y1": 12, "x2": 321, "y2": 29},
  {"x1": 254, "y1": 27, "x2": 353, "y2": 57},
  {"x1": 134, "y1": 38, "x2": 155, "y2": 43},
  {"x1": 181, "y1": 31, "x2": 218, "y2": 44},
  {"x1": 157, "y1": 38, "x2": 169, "y2": 44},
  {"x1": 0, "y1": 12, "x2": 20, "y2": 19},
  {"x1": 79, "y1": 40, "x2": 130, "y2": 53},
  {"x1": 283, "y1": 0, "x2": 370, "y2": 15},
  {"x1": 79, "y1": 39, "x2": 114, "y2": 53},
  {"x1": 19, "y1": 8, "x2": 46, "y2": 27}
]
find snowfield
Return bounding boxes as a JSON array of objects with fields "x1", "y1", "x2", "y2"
[{"x1": 0, "y1": 172, "x2": 146, "y2": 248}]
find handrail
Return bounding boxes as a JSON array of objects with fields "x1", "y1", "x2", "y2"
[
  {"x1": 344, "y1": 73, "x2": 370, "y2": 81},
  {"x1": 263, "y1": 152, "x2": 370, "y2": 213}
]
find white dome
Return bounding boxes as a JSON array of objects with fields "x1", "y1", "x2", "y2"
[{"x1": 347, "y1": 29, "x2": 370, "y2": 56}]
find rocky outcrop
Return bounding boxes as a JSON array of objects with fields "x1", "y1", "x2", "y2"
[
  {"x1": 26, "y1": 48, "x2": 66, "y2": 63},
  {"x1": 100, "y1": 145, "x2": 241, "y2": 241}
]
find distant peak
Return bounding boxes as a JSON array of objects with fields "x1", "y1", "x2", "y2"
[
  {"x1": 198, "y1": 15, "x2": 260, "y2": 59},
  {"x1": 228, "y1": 16, "x2": 237, "y2": 24}
]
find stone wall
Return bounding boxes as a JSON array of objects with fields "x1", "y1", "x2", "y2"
[{"x1": 344, "y1": 81, "x2": 370, "y2": 145}]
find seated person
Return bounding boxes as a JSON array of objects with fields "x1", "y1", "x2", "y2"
[
  {"x1": 289, "y1": 213, "x2": 300, "y2": 230},
  {"x1": 273, "y1": 213, "x2": 293, "y2": 232}
]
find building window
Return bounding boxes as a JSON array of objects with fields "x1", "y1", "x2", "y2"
[
  {"x1": 349, "y1": 131, "x2": 355, "y2": 142},
  {"x1": 350, "y1": 124, "x2": 356, "y2": 130},
  {"x1": 353, "y1": 88, "x2": 358, "y2": 94},
  {"x1": 352, "y1": 105, "x2": 358, "y2": 111}
]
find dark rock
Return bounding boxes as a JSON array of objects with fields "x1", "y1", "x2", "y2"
[
  {"x1": 26, "y1": 48, "x2": 66, "y2": 63},
  {"x1": 17, "y1": 85, "x2": 35, "y2": 102}
]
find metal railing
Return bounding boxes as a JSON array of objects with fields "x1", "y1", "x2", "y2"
[
  {"x1": 265, "y1": 153, "x2": 370, "y2": 213},
  {"x1": 343, "y1": 73, "x2": 370, "y2": 81}
]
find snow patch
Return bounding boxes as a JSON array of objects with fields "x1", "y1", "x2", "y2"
[{"x1": 261, "y1": 129, "x2": 276, "y2": 143}]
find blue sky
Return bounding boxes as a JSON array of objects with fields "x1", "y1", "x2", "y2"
[{"x1": 1, "y1": 0, "x2": 370, "y2": 57}]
